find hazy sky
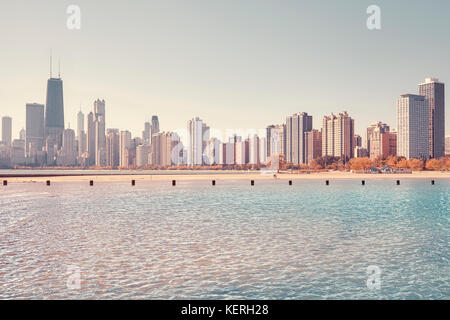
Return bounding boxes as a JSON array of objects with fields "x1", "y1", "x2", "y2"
[{"x1": 1, "y1": 0, "x2": 449, "y2": 140}]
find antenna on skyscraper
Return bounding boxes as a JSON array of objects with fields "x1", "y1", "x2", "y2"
[
  {"x1": 50, "y1": 49, "x2": 53, "y2": 78},
  {"x1": 58, "y1": 58, "x2": 61, "y2": 78}
]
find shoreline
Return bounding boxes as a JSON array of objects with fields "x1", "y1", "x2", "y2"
[{"x1": 1, "y1": 170, "x2": 449, "y2": 183}]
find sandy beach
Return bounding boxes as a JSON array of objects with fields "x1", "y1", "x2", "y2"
[{"x1": 2, "y1": 170, "x2": 449, "y2": 184}]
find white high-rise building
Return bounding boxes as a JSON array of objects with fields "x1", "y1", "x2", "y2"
[
  {"x1": 249, "y1": 134, "x2": 260, "y2": 165},
  {"x1": 120, "y1": 130, "x2": 131, "y2": 167},
  {"x1": 235, "y1": 141, "x2": 248, "y2": 165},
  {"x1": 259, "y1": 137, "x2": 267, "y2": 165},
  {"x1": 206, "y1": 138, "x2": 221, "y2": 165},
  {"x1": 187, "y1": 117, "x2": 209, "y2": 166},
  {"x1": 397, "y1": 94, "x2": 430, "y2": 160},
  {"x1": 270, "y1": 125, "x2": 285, "y2": 156}
]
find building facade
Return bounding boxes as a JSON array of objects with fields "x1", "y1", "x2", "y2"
[
  {"x1": 418, "y1": 78, "x2": 445, "y2": 158},
  {"x1": 397, "y1": 94, "x2": 430, "y2": 160},
  {"x1": 322, "y1": 112, "x2": 354, "y2": 159}
]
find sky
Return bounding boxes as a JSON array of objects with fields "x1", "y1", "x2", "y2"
[{"x1": 1, "y1": 0, "x2": 449, "y2": 141}]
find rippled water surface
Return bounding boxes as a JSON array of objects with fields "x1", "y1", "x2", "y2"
[{"x1": 1, "y1": 179, "x2": 449, "y2": 299}]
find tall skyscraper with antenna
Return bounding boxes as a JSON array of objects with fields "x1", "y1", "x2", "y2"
[{"x1": 45, "y1": 54, "x2": 65, "y2": 149}]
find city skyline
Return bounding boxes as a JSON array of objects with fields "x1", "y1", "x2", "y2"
[
  {"x1": 0, "y1": 71, "x2": 448, "y2": 168},
  {"x1": 1, "y1": 1, "x2": 450, "y2": 138}
]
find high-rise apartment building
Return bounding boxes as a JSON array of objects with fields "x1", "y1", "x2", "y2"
[
  {"x1": 249, "y1": 134, "x2": 260, "y2": 165},
  {"x1": 269, "y1": 125, "x2": 286, "y2": 157},
  {"x1": 219, "y1": 142, "x2": 235, "y2": 165},
  {"x1": 445, "y1": 136, "x2": 450, "y2": 155},
  {"x1": 187, "y1": 117, "x2": 209, "y2": 166},
  {"x1": 1, "y1": 116, "x2": 12, "y2": 146},
  {"x1": 418, "y1": 78, "x2": 445, "y2": 158},
  {"x1": 235, "y1": 140, "x2": 249, "y2": 165},
  {"x1": 322, "y1": 112, "x2": 354, "y2": 159},
  {"x1": 119, "y1": 130, "x2": 132, "y2": 168},
  {"x1": 285, "y1": 113, "x2": 312, "y2": 164},
  {"x1": 366, "y1": 122, "x2": 391, "y2": 160},
  {"x1": 25, "y1": 103, "x2": 45, "y2": 155},
  {"x1": 305, "y1": 129, "x2": 322, "y2": 164},
  {"x1": 150, "y1": 132, "x2": 174, "y2": 167},
  {"x1": 397, "y1": 94, "x2": 430, "y2": 160},
  {"x1": 259, "y1": 137, "x2": 267, "y2": 165},
  {"x1": 206, "y1": 138, "x2": 221, "y2": 165}
]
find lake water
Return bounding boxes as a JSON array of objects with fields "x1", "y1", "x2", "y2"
[{"x1": 0, "y1": 179, "x2": 449, "y2": 299}]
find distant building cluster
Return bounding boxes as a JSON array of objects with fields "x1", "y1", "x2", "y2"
[{"x1": 0, "y1": 73, "x2": 446, "y2": 169}]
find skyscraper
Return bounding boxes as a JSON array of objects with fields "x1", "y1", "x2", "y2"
[
  {"x1": 259, "y1": 137, "x2": 267, "y2": 164},
  {"x1": 142, "y1": 121, "x2": 151, "y2": 145},
  {"x1": 205, "y1": 138, "x2": 221, "y2": 165},
  {"x1": 136, "y1": 145, "x2": 149, "y2": 167},
  {"x1": 106, "y1": 129, "x2": 120, "y2": 167},
  {"x1": 286, "y1": 112, "x2": 312, "y2": 165},
  {"x1": 77, "y1": 110, "x2": 84, "y2": 138},
  {"x1": 397, "y1": 94, "x2": 430, "y2": 160},
  {"x1": 235, "y1": 140, "x2": 248, "y2": 165},
  {"x1": 322, "y1": 112, "x2": 354, "y2": 159},
  {"x1": 57, "y1": 128, "x2": 76, "y2": 166},
  {"x1": 269, "y1": 125, "x2": 286, "y2": 157},
  {"x1": 266, "y1": 125, "x2": 275, "y2": 157},
  {"x1": 2, "y1": 116, "x2": 12, "y2": 146},
  {"x1": 151, "y1": 116, "x2": 160, "y2": 135},
  {"x1": 87, "y1": 112, "x2": 96, "y2": 165},
  {"x1": 418, "y1": 78, "x2": 445, "y2": 158},
  {"x1": 11, "y1": 139, "x2": 26, "y2": 165},
  {"x1": 150, "y1": 132, "x2": 175, "y2": 167},
  {"x1": 94, "y1": 99, "x2": 106, "y2": 166},
  {"x1": 187, "y1": 117, "x2": 208, "y2": 166},
  {"x1": 120, "y1": 130, "x2": 131, "y2": 168},
  {"x1": 25, "y1": 103, "x2": 45, "y2": 155},
  {"x1": 45, "y1": 75, "x2": 64, "y2": 149},
  {"x1": 76, "y1": 110, "x2": 86, "y2": 157},
  {"x1": 249, "y1": 134, "x2": 260, "y2": 165},
  {"x1": 366, "y1": 122, "x2": 391, "y2": 160}
]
